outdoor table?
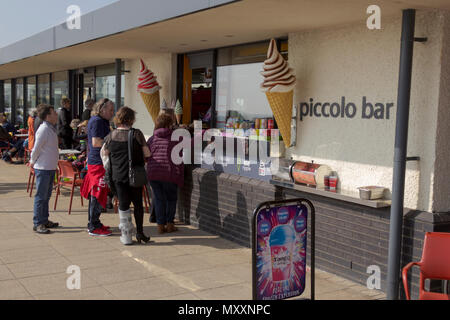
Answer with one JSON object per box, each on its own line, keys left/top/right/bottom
{"left": 14, "top": 134, "right": 29, "bottom": 138}
{"left": 59, "top": 149, "right": 81, "bottom": 155}
{"left": 58, "top": 149, "right": 81, "bottom": 159}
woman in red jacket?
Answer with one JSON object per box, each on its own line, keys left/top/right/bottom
{"left": 146, "top": 114, "right": 184, "bottom": 234}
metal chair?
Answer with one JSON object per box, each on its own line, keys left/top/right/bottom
{"left": 402, "top": 232, "right": 450, "bottom": 300}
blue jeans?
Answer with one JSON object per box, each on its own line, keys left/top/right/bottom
{"left": 33, "top": 169, "right": 56, "bottom": 227}
{"left": 149, "top": 181, "right": 178, "bottom": 225}
{"left": 87, "top": 195, "right": 103, "bottom": 232}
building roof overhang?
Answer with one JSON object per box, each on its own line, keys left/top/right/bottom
{"left": 1, "top": 0, "right": 449, "bottom": 80}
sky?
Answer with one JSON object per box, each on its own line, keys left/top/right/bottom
{"left": 0, "top": 0, "right": 119, "bottom": 48}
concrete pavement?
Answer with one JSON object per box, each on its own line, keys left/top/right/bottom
{"left": 0, "top": 160, "right": 386, "bottom": 300}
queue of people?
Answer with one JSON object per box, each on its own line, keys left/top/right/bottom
{"left": 22, "top": 97, "right": 184, "bottom": 245}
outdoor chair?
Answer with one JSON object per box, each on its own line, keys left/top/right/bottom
{"left": 24, "top": 147, "right": 31, "bottom": 163}
{"left": 26, "top": 163, "right": 35, "bottom": 197}
{"left": 27, "top": 163, "right": 59, "bottom": 197}
{"left": 53, "top": 160, "right": 84, "bottom": 215}
{"left": 402, "top": 232, "right": 450, "bottom": 300}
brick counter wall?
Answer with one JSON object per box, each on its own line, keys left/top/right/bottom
{"left": 177, "top": 166, "right": 450, "bottom": 299}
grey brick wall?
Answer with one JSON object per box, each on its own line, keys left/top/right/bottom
{"left": 177, "top": 166, "right": 450, "bottom": 299}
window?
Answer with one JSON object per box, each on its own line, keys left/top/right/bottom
{"left": 4, "top": 80, "right": 11, "bottom": 121}
{"left": 26, "top": 76, "right": 37, "bottom": 117}
{"left": 37, "top": 74, "right": 50, "bottom": 105}
{"left": 215, "top": 39, "right": 288, "bottom": 129}
{"left": 52, "top": 71, "right": 69, "bottom": 110}
{"left": 216, "top": 62, "right": 273, "bottom": 129}
{"left": 95, "top": 63, "right": 124, "bottom": 107}
{"left": 15, "top": 78, "right": 24, "bottom": 127}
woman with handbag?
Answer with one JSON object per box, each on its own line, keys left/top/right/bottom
{"left": 146, "top": 113, "right": 184, "bottom": 234}
{"left": 103, "top": 107, "right": 151, "bottom": 245}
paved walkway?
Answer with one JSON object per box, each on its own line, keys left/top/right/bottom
{"left": 0, "top": 161, "right": 385, "bottom": 300}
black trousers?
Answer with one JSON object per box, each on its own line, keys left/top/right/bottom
{"left": 114, "top": 181, "right": 144, "bottom": 233}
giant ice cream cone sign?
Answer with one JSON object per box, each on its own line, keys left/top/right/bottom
{"left": 260, "top": 39, "right": 296, "bottom": 148}
{"left": 138, "top": 59, "right": 162, "bottom": 123}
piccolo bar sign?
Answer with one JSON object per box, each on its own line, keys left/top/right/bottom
{"left": 299, "top": 96, "right": 395, "bottom": 121}
{"left": 255, "top": 204, "right": 308, "bottom": 300}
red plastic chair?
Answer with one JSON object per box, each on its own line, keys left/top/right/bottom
{"left": 26, "top": 163, "right": 35, "bottom": 197}
{"left": 24, "top": 147, "right": 31, "bottom": 162}
{"left": 54, "top": 160, "right": 84, "bottom": 215}
{"left": 402, "top": 232, "right": 450, "bottom": 300}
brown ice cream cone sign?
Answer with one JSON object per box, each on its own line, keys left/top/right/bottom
{"left": 260, "top": 39, "right": 296, "bottom": 148}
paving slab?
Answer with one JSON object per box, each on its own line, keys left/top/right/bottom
{"left": 35, "top": 286, "right": 116, "bottom": 300}
{"left": 0, "top": 161, "right": 387, "bottom": 300}
{"left": 0, "top": 280, "right": 33, "bottom": 299}
{"left": 104, "top": 277, "right": 190, "bottom": 300}
{"left": 18, "top": 272, "right": 99, "bottom": 296}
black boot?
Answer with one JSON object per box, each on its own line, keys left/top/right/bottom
{"left": 136, "top": 232, "right": 150, "bottom": 244}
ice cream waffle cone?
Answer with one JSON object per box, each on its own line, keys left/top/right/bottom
{"left": 265, "top": 90, "right": 293, "bottom": 148}
{"left": 140, "top": 91, "right": 160, "bottom": 123}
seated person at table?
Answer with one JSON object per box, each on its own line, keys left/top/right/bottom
{"left": 0, "top": 113, "right": 16, "bottom": 149}
{"left": 2, "top": 138, "right": 26, "bottom": 163}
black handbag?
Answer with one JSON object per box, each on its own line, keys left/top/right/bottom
{"left": 128, "top": 128, "right": 148, "bottom": 187}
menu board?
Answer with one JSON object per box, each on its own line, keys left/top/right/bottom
{"left": 255, "top": 204, "right": 308, "bottom": 300}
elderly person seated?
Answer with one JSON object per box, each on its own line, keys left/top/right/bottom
{"left": 0, "top": 113, "right": 15, "bottom": 148}
{"left": 1, "top": 113, "right": 26, "bottom": 163}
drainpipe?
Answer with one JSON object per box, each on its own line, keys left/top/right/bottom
{"left": 387, "top": 8, "right": 420, "bottom": 300}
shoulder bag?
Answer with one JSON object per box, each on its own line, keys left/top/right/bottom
{"left": 128, "top": 128, "right": 148, "bottom": 187}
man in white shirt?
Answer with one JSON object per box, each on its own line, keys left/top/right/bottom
{"left": 30, "top": 104, "right": 60, "bottom": 234}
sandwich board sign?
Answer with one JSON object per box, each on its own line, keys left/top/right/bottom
{"left": 252, "top": 199, "right": 315, "bottom": 300}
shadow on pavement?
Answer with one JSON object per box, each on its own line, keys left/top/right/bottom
{"left": 0, "top": 182, "right": 29, "bottom": 195}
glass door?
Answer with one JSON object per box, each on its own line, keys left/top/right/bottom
{"left": 71, "top": 68, "right": 95, "bottom": 118}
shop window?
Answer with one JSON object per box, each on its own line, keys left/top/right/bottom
{"left": 26, "top": 76, "right": 36, "bottom": 117}
{"left": 216, "top": 39, "right": 288, "bottom": 129}
{"left": 95, "top": 63, "right": 124, "bottom": 107}
{"left": 37, "top": 74, "right": 50, "bottom": 105}
{"left": 15, "top": 79, "right": 24, "bottom": 127}
{"left": 52, "top": 71, "right": 69, "bottom": 110}
{"left": 216, "top": 62, "right": 272, "bottom": 129}
{"left": 4, "top": 80, "right": 11, "bottom": 121}
{"left": 95, "top": 75, "right": 116, "bottom": 105}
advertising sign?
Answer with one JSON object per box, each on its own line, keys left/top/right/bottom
{"left": 254, "top": 204, "right": 308, "bottom": 300}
